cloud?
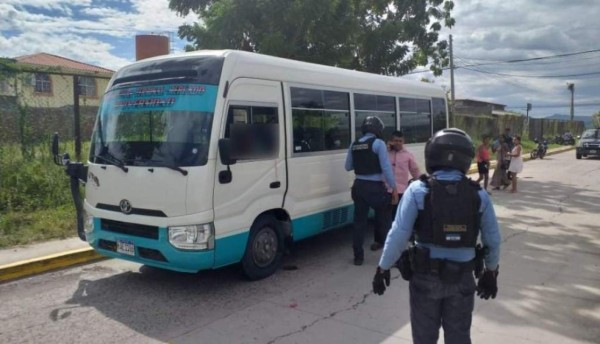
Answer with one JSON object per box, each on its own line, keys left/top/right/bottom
{"left": 0, "top": 31, "right": 130, "bottom": 69}
{"left": 0, "top": 0, "right": 197, "bottom": 70}
{"left": 431, "top": 0, "right": 600, "bottom": 116}
{"left": 80, "top": 7, "right": 123, "bottom": 17}
{"left": 3, "top": 0, "right": 92, "bottom": 12}
{"left": 1, "top": 0, "right": 598, "bottom": 117}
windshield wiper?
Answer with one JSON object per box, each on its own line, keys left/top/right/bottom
{"left": 164, "top": 165, "right": 188, "bottom": 176}
{"left": 93, "top": 153, "right": 129, "bottom": 173}
{"left": 141, "top": 159, "right": 188, "bottom": 176}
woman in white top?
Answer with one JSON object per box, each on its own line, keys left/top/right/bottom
{"left": 507, "top": 136, "right": 524, "bottom": 193}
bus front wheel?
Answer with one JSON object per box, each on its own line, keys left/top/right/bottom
{"left": 242, "top": 215, "right": 284, "bottom": 280}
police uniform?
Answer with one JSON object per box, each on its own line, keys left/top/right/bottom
{"left": 373, "top": 128, "right": 502, "bottom": 344}
{"left": 345, "top": 118, "right": 397, "bottom": 265}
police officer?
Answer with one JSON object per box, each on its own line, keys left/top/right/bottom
{"left": 372, "top": 128, "right": 501, "bottom": 344}
{"left": 345, "top": 116, "right": 399, "bottom": 266}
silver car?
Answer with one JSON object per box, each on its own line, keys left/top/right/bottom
{"left": 576, "top": 128, "right": 600, "bottom": 159}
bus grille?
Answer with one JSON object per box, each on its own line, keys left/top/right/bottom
{"left": 100, "top": 219, "right": 159, "bottom": 239}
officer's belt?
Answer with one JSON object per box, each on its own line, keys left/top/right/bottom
{"left": 413, "top": 257, "right": 475, "bottom": 275}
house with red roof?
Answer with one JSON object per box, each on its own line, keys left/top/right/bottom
{"left": 0, "top": 53, "right": 113, "bottom": 108}
{"left": 0, "top": 53, "right": 115, "bottom": 143}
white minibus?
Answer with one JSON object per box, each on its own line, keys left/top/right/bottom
{"left": 60, "top": 50, "right": 448, "bottom": 279}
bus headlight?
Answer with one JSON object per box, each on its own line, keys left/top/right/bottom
{"left": 84, "top": 211, "right": 94, "bottom": 233}
{"left": 168, "top": 223, "right": 214, "bottom": 250}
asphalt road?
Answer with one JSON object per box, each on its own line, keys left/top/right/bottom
{"left": 1, "top": 151, "right": 599, "bottom": 344}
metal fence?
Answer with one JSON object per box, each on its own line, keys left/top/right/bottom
{"left": 453, "top": 112, "right": 585, "bottom": 142}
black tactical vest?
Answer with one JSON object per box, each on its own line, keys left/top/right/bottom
{"left": 352, "top": 137, "right": 382, "bottom": 175}
{"left": 415, "top": 175, "right": 481, "bottom": 248}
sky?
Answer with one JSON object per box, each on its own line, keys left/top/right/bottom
{"left": 1, "top": 0, "right": 599, "bottom": 118}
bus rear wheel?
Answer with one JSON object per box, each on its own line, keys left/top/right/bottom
{"left": 242, "top": 215, "right": 284, "bottom": 280}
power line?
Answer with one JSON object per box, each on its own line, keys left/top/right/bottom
{"left": 455, "top": 48, "right": 600, "bottom": 68}
{"left": 453, "top": 57, "right": 535, "bottom": 91}
{"left": 407, "top": 48, "right": 600, "bottom": 75}
{"left": 459, "top": 66, "right": 600, "bottom": 79}
{"left": 457, "top": 54, "right": 600, "bottom": 69}
{"left": 507, "top": 102, "right": 600, "bottom": 109}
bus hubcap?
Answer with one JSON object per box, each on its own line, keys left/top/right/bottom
{"left": 253, "top": 227, "right": 278, "bottom": 268}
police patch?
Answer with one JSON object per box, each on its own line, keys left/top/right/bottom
{"left": 445, "top": 234, "right": 462, "bottom": 241}
{"left": 443, "top": 224, "right": 467, "bottom": 232}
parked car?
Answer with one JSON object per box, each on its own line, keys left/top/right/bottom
{"left": 576, "top": 128, "right": 600, "bottom": 159}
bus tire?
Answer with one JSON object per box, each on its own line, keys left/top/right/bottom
{"left": 242, "top": 214, "right": 284, "bottom": 280}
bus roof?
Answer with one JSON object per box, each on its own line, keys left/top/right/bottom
{"left": 119, "top": 49, "right": 445, "bottom": 98}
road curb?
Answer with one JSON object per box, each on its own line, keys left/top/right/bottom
{"left": 0, "top": 247, "right": 106, "bottom": 283}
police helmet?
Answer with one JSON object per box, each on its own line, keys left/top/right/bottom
{"left": 361, "top": 116, "right": 384, "bottom": 137}
{"left": 425, "top": 128, "right": 475, "bottom": 174}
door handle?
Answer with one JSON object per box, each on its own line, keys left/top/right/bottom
{"left": 270, "top": 181, "right": 281, "bottom": 189}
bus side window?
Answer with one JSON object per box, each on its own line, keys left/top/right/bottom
{"left": 226, "top": 105, "right": 279, "bottom": 159}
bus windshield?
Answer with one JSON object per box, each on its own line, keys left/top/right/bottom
{"left": 90, "top": 83, "right": 218, "bottom": 167}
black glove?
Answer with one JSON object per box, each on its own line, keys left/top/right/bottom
{"left": 476, "top": 269, "right": 499, "bottom": 300}
{"left": 373, "top": 267, "right": 391, "bottom": 295}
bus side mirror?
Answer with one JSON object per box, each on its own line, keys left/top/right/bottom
{"left": 218, "top": 138, "right": 237, "bottom": 166}
{"left": 51, "top": 132, "right": 69, "bottom": 166}
{"left": 51, "top": 132, "right": 71, "bottom": 166}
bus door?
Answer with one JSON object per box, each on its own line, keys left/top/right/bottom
{"left": 213, "top": 78, "right": 287, "bottom": 258}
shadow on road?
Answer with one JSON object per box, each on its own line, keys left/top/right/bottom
{"left": 56, "top": 173, "right": 600, "bottom": 343}
{"left": 475, "top": 175, "right": 600, "bottom": 342}
{"left": 59, "top": 226, "right": 409, "bottom": 342}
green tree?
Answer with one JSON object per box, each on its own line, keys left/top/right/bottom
{"left": 169, "top": 0, "right": 455, "bottom": 76}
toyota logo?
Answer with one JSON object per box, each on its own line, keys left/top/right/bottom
{"left": 119, "top": 199, "right": 132, "bottom": 214}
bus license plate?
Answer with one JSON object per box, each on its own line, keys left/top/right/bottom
{"left": 590, "top": 150, "right": 597, "bottom": 154}
{"left": 117, "top": 240, "right": 135, "bottom": 256}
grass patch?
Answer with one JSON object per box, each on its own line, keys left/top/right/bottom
{"left": 0, "top": 204, "right": 77, "bottom": 248}
{"left": 0, "top": 141, "right": 86, "bottom": 248}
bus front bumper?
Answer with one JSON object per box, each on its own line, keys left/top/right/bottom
{"left": 86, "top": 220, "right": 214, "bottom": 273}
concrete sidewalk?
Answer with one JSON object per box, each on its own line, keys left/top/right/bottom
{"left": 0, "top": 145, "right": 576, "bottom": 283}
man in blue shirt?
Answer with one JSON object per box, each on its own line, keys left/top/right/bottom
{"left": 372, "top": 128, "right": 501, "bottom": 344}
{"left": 345, "top": 116, "right": 399, "bottom": 265}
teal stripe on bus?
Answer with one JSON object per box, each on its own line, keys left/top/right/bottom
{"left": 213, "top": 205, "right": 354, "bottom": 267}
{"left": 213, "top": 231, "right": 249, "bottom": 268}
{"left": 291, "top": 204, "right": 354, "bottom": 241}
{"left": 90, "top": 204, "right": 355, "bottom": 271}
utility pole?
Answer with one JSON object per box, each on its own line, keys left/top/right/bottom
{"left": 525, "top": 103, "right": 532, "bottom": 139}
{"left": 567, "top": 82, "right": 575, "bottom": 121}
{"left": 73, "top": 75, "right": 81, "bottom": 161}
{"left": 567, "top": 82, "right": 575, "bottom": 134}
{"left": 449, "top": 34, "right": 455, "bottom": 123}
